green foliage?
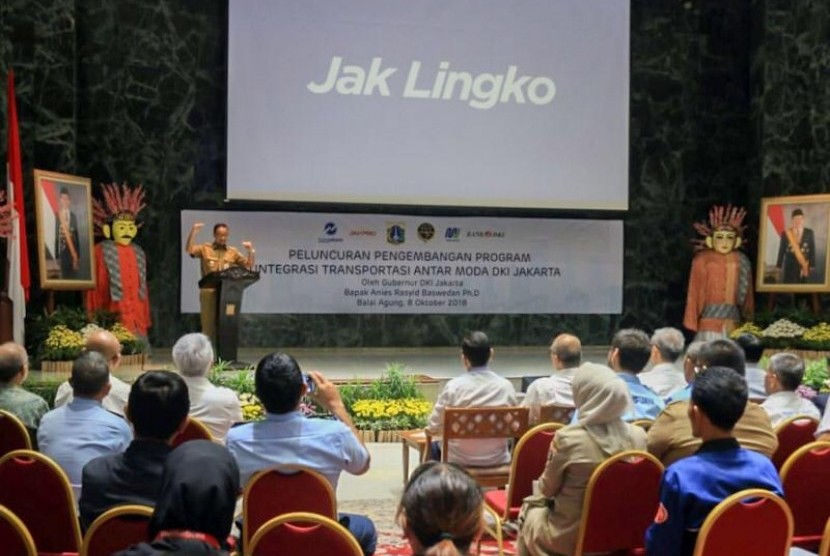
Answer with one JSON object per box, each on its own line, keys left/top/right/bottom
{"left": 803, "top": 358, "right": 829, "bottom": 392}
{"left": 337, "top": 363, "right": 424, "bottom": 414}
{"left": 23, "top": 379, "right": 65, "bottom": 408}
{"left": 209, "top": 361, "right": 256, "bottom": 395}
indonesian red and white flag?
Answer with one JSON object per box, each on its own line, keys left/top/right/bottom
{"left": 6, "top": 70, "right": 30, "bottom": 344}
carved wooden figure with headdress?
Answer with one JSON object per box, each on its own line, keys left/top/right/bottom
{"left": 684, "top": 205, "right": 754, "bottom": 340}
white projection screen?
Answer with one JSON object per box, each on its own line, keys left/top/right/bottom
{"left": 227, "top": 0, "right": 630, "bottom": 210}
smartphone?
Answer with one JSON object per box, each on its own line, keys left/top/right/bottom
{"left": 303, "top": 374, "right": 316, "bottom": 393}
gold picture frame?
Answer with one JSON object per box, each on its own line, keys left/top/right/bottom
{"left": 757, "top": 194, "right": 830, "bottom": 293}
{"left": 33, "top": 169, "right": 96, "bottom": 290}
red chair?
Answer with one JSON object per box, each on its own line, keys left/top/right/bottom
{"left": 484, "top": 423, "right": 562, "bottom": 552}
{"left": 0, "top": 450, "right": 82, "bottom": 554}
{"left": 242, "top": 466, "right": 337, "bottom": 550}
{"left": 171, "top": 416, "right": 213, "bottom": 447}
{"left": 81, "top": 504, "right": 153, "bottom": 556}
{"left": 772, "top": 415, "right": 819, "bottom": 470}
{"left": 0, "top": 504, "right": 37, "bottom": 556}
{"left": 692, "top": 489, "right": 793, "bottom": 556}
{"left": 0, "top": 409, "right": 32, "bottom": 457}
{"left": 249, "top": 512, "right": 362, "bottom": 556}
{"left": 573, "top": 450, "right": 664, "bottom": 555}
{"left": 780, "top": 440, "right": 830, "bottom": 550}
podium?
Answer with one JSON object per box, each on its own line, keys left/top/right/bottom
{"left": 198, "top": 267, "right": 260, "bottom": 362}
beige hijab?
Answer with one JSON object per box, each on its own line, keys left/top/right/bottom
{"left": 574, "top": 363, "right": 634, "bottom": 456}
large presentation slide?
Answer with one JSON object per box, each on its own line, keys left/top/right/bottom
{"left": 181, "top": 210, "right": 623, "bottom": 314}
{"left": 227, "top": 0, "right": 630, "bottom": 210}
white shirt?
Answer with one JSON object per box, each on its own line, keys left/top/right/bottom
{"left": 521, "top": 366, "right": 578, "bottom": 423}
{"left": 639, "top": 362, "right": 687, "bottom": 398}
{"left": 761, "top": 391, "right": 820, "bottom": 429}
{"left": 181, "top": 375, "right": 243, "bottom": 444}
{"left": 426, "top": 367, "right": 517, "bottom": 467}
{"left": 54, "top": 374, "right": 131, "bottom": 416}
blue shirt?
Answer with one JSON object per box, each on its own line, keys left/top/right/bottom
{"left": 645, "top": 438, "right": 783, "bottom": 556}
{"left": 38, "top": 398, "right": 133, "bottom": 498}
{"left": 226, "top": 411, "right": 370, "bottom": 489}
{"left": 666, "top": 383, "right": 693, "bottom": 404}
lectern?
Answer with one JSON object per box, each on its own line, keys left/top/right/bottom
{"left": 198, "top": 267, "right": 260, "bottom": 362}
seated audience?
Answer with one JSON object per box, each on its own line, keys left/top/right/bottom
{"left": 172, "top": 332, "right": 242, "bottom": 443}
{"left": 640, "top": 327, "right": 687, "bottom": 398}
{"left": 760, "top": 353, "right": 820, "bottom": 428}
{"left": 648, "top": 338, "right": 777, "bottom": 466}
{"left": 522, "top": 333, "right": 580, "bottom": 424}
{"left": 518, "top": 363, "right": 648, "bottom": 556}
{"left": 80, "top": 371, "right": 190, "bottom": 529}
{"left": 397, "top": 462, "right": 484, "bottom": 556}
{"left": 0, "top": 342, "right": 48, "bottom": 433}
{"left": 645, "top": 367, "right": 783, "bottom": 556}
{"left": 425, "top": 331, "right": 517, "bottom": 465}
{"left": 227, "top": 352, "right": 377, "bottom": 555}
{"left": 115, "top": 440, "right": 239, "bottom": 556}
{"left": 664, "top": 340, "right": 706, "bottom": 404}
{"left": 735, "top": 332, "right": 768, "bottom": 401}
{"left": 38, "top": 351, "right": 133, "bottom": 498}
{"left": 605, "top": 328, "right": 664, "bottom": 420}
{"left": 54, "top": 330, "right": 131, "bottom": 416}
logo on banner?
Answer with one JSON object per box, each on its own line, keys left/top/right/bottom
{"left": 349, "top": 229, "right": 377, "bottom": 237}
{"left": 417, "top": 223, "right": 435, "bottom": 242}
{"left": 387, "top": 224, "right": 406, "bottom": 245}
{"left": 466, "top": 229, "right": 505, "bottom": 239}
{"left": 445, "top": 227, "right": 461, "bottom": 241}
{"left": 319, "top": 221, "right": 344, "bottom": 243}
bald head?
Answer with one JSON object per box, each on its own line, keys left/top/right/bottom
{"left": 550, "top": 334, "right": 582, "bottom": 370}
{"left": 85, "top": 330, "right": 121, "bottom": 369}
{"left": 0, "top": 342, "right": 28, "bottom": 383}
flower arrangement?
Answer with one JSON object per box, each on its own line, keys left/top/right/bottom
{"left": 731, "top": 319, "right": 830, "bottom": 351}
{"left": 351, "top": 398, "right": 432, "bottom": 431}
{"left": 41, "top": 325, "right": 85, "bottom": 361}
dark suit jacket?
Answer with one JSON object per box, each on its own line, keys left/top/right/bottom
{"left": 55, "top": 211, "right": 80, "bottom": 276}
{"left": 776, "top": 227, "right": 816, "bottom": 283}
{"left": 79, "top": 440, "right": 171, "bottom": 530}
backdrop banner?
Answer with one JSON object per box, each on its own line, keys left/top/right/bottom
{"left": 180, "top": 210, "right": 623, "bottom": 314}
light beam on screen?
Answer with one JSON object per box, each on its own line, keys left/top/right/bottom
{"left": 227, "top": 0, "right": 630, "bottom": 210}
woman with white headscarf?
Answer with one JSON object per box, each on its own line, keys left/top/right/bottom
{"left": 518, "top": 363, "right": 647, "bottom": 556}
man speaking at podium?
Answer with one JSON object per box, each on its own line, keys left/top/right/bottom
{"left": 186, "top": 222, "right": 255, "bottom": 342}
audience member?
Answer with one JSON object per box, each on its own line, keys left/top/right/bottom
{"left": 522, "top": 333, "right": 581, "bottom": 424}
{"left": 0, "top": 342, "right": 48, "bottom": 433}
{"left": 227, "top": 352, "right": 377, "bottom": 555}
{"left": 760, "top": 353, "right": 820, "bottom": 428}
{"left": 734, "top": 332, "right": 768, "bottom": 401}
{"left": 648, "top": 339, "right": 777, "bottom": 466}
{"left": 605, "top": 328, "right": 664, "bottom": 420}
{"left": 54, "top": 330, "right": 131, "bottom": 416}
{"left": 397, "top": 462, "right": 484, "bottom": 556}
{"left": 645, "top": 367, "right": 783, "bottom": 556}
{"left": 664, "top": 340, "right": 706, "bottom": 404}
{"left": 518, "top": 363, "right": 648, "bottom": 556}
{"left": 80, "top": 371, "right": 190, "bottom": 529}
{"left": 172, "top": 333, "right": 242, "bottom": 443}
{"left": 640, "top": 327, "right": 687, "bottom": 398}
{"left": 425, "top": 331, "right": 517, "bottom": 465}
{"left": 115, "top": 440, "right": 239, "bottom": 556}
{"left": 38, "top": 351, "right": 132, "bottom": 498}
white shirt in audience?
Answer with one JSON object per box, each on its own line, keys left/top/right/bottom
{"left": 760, "top": 391, "right": 820, "bottom": 428}
{"left": 639, "top": 362, "right": 687, "bottom": 398}
{"left": 181, "top": 375, "right": 243, "bottom": 444}
{"left": 521, "top": 367, "right": 578, "bottom": 423}
{"left": 54, "top": 375, "right": 131, "bottom": 416}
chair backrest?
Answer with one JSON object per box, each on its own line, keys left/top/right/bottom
{"left": 441, "top": 406, "right": 530, "bottom": 460}
{"left": 171, "top": 416, "right": 213, "bottom": 447}
{"left": 692, "top": 489, "right": 793, "bottom": 556}
{"left": 818, "top": 515, "right": 830, "bottom": 556}
{"left": 0, "top": 409, "right": 32, "bottom": 457}
{"left": 573, "top": 450, "right": 664, "bottom": 555}
{"left": 630, "top": 418, "right": 654, "bottom": 432}
{"left": 501, "top": 423, "right": 563, "bottom": 519}
{"left": 0, "top": 450, "right": 82, "bottom": 553}
{"left": 0, "top": 504, "right": 37, "bottom": 556}
{"left": 780, "top": 441, "right": 830, "bottom": 541}
{"left": 242, "top": 466, "right": 337, "bottom": 549}
{"left": 538, "top": 404, "right": 575, "bottom": 425}
{"left": 249, "top": 511, "right": 362, "bottom": 556}
{"left": 81, "top": 504, "right": 153, "bottom": 556}
{"left": 772, "top": 416, "right": 819, "bottom": 470}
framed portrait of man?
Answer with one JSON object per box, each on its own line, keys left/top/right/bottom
{"left": 757, "top": 194, "right": 830, "bottom": 292}
{"left": 33, "top": 170, "right": 96, "bottom": 290}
